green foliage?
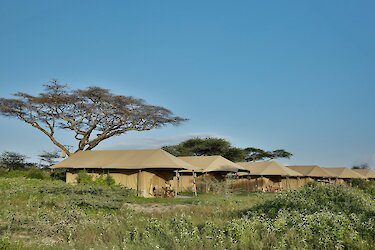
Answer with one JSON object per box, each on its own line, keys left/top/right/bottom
{"left": 1, "top": 177, "right": 375, "bottom": 249}
{"left": 0, "top": 167, "right": 51, "bottom": 180}
{"left": 50, "top": 168, "right": 66, "bottom": 181}
{"left": 249, "top": 183, "right": 375, "bottom": 218}
{"left": 0, "top": 237, "right": 10, "bottom": 250}
{"left": 351, "top": 179, "right": 375, "bottom": 197}
{"left": 76, "top": 170, "right": 117, "bottom": 187}
{"left": 0, "top": 151, "right": 27, "bottom": 170}
{"left": 76, "top": 170, "right": 94, "bottom": 184}
{"left": 38, "top": 150, "right": 61, "bottom": 167}
{"left": 163, "top": 137, "right": 293, "bottom": 162}
{"left": 244, "top": 147, "right": 293, "bottom": 161}
{"left": 163, "top": 137, "right": 246, "bottom": 162}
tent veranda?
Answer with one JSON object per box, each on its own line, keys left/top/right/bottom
{"left": 234, "top": 161, "right": 305, "bottom": 191}
{"left": 176, "top": 156, "right": 246, "bottom": 192}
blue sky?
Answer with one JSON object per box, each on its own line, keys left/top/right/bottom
{"left": 0, "top": 1, "right": 374, "bottom": 168}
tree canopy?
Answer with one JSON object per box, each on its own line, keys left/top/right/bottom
{"left": 0, "top": 80, "right": 187, "bottom": 156}
{"left": 38, "top": 150, "right": 61, "bottom": 167}
{"left": 162, "top": 137, "right": 293, "bottom": 162}
{"left": 352, "top": 163, "right": 369, "bottom": 170}
{"left": 0, "top": 151, "right": 28, "bottom": 170}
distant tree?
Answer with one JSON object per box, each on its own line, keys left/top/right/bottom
{"left": 38, "top": 150, "right": 61, "bottom": 167}
{"left": 0, "top": 151, "right": 28, "bottom": 170}
{"left": 163, "top": 137, "right": 292, "bottom": 162}
{"left": 0, "top": 80, "right": 187, "bottom": 156}
{"left": 163, "top": 137, "right": 246, "bottom": 162}
{"left": 244, "top": 148, "right": 293, "bottom": 162}
{"left": 243, "top": 147, "right": 270, "bottom": 161}
{"left": 352, "top": 163, "right": 369, "bottom": 170}
{"left": 268, "top": 149, "right": 293, "bottom": 160}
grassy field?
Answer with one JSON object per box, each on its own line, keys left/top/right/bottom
{"left": 0, "top": 170, "right": 374, "bottom": 249}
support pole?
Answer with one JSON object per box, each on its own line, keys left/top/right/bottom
{"left": 204, "top": 173, "right": 208, "bottom": 192}
{"left": 193, "top": 171, "right": 197, "bottom": 196}
{"left": 175, "top": 170, "right": 179, "bottom": 197}
{"left": 137, "top": 170, "right": 141, "bottom": 197}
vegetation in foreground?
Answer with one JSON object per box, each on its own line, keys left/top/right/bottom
{"left": 0, "top": 170, "right": 374, "bottom": 249}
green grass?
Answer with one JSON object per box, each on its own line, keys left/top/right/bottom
{"left": 0, "top": 173, "right": 374, "bottom": 249}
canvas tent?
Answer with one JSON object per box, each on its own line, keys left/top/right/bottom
{"left": 51, "top": 149, "right": 195, "bottom": 197}
{"left": 287, "top": 165, "right": 333, "bottom": 182}
{"left": 233, "top": 161, "right": 304, "bottom": 192}
{"left": 237, "top": 161, "right": 302, "bottom": 177}
{"left": 352, "top": 169, "right": 375, "bottom": 179}
{"left": 324, "top": 167, "right": 367, "bottom": 180}
{"left": 176, "top": 156, "right": 246, "bottom": 192}
{"left": 178, "top": 155, "right": 245, "bottom": 172}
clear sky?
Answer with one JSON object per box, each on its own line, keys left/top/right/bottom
{"left": 0, "top": 1, "right": 374, "bottom": 168}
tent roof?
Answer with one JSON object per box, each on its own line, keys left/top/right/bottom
{"left": 287, "top": 165, "right": 332, "bottom": 178}
{"left": 323, "top": 167, "right": 367, "bottom": 179}
{"left": 236, "top": 161, "right": 302, "bottom": 177}
{"left": 351, "top": 169, "right": 375, "bottom": 179}
{"left": 50, "top": 149, "right": 196, "bottom": 170}
{"left": 178, "top": 156, "right": 245, "bottom": 172}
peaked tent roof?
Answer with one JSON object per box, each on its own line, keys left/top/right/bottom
{"left": 178, "top": 156, "right": 246, "bottom": 172}
{"left": 237, "top": 161, "right": 302, "bottom": 177}
{"left": 323, "top": 168, "right": 367, "bottom": 179}
{"left": 50, "top": 149, "right": 195, "bottom": 170}
{"left": 351, "top": 169, "right": 375, "bottom": 179}
{"left": 287, "top": 165, "right": 332, "bottom": 178}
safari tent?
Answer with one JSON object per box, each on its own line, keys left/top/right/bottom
{"left": 352, "top": 169, "right": 375, "bottom": 179}
{"left": 176, "top": 156, "right": 246, "bottom": 192}
{"left": 287, "top": 165, "right": 334, "bottom": 183}
{"left": 51, "top": 149, "right": 195, "bottom": 197}
{"left": 233, "top": 161, "right": 304, "bottom": 192}
{"left": 323, "top": 167, "right": 367, "bottom": 181}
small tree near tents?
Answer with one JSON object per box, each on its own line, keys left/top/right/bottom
{"left": 0, "top": 80, "right": 187, "bottom": 156}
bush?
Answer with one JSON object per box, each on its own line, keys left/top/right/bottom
{"left": 249, "top": 183, "right": 375, "bottom": 219}
{"left": 350, "top": 179, "right": 375, "bottom": 197}
{"left": 76, "top": 170, "right": 93, "bottom": 184}
{"left": 0, "top": 168, "right": 50, "bottom": 180}
{"left": 0, "top": 237, "right": 10, "bottom": 250}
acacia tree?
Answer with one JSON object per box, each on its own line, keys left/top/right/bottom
{"left": 0, "top": 80, "right": 186, "bottom": 156}
{"left": 163, "top": 137, "right": 246, "bottom": 162}
{"left": 244, "top": 147, "right": 293, "bottom": 161}
{"left": 0, "top": 151, "right": 28, "bottom": 170}
{"left": 163, "top": 137, "right": 293, "bottom": 162}
{"left": 38, "top": 150, "right": 61, "bottom": 166}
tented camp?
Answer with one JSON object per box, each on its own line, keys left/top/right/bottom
{"left": 51, "top": 149, "right": 195, "bottom": 197}
{"left": 176, "top": 156, "right": 246, "bottom": 192}
{"left": 233, "top": 161, "right": 304, "bottom": 192}
{"left": 352, "top": 169, "right": 375, "bottom": 179}
{"left": 287, "top": 165, "right": 334, "bottom": 183}
{"left": 323, "top": 167, "right": 367, "bottom": 181}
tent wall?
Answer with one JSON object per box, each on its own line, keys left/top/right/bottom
{"left": 232, "top": 177, "right": 315, "bottom": 192}
{"left": 65, "top": 169, "right": 175, "bottom": 197}
{"left": 172, "top": 173, "right": 196, "bottom": 192}
{"left": 231, "top": 177, "right": 272, "bottom": 192}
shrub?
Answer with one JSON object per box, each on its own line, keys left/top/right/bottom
{"left": 94, "top": 173, "right": 116, "bottom": 187}
{"left": 350, "top": 179, "right": 375, "bottom": 197}
{"left": 76, "top": 170, "right": 94, "bottom": 184}
{"left": 249, "top": 183, "right": 375, "bottom": 219}
{"left": 0, "top": 237, "right": 10, "bottom": 250}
